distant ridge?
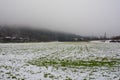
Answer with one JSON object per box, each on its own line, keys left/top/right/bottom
{"left": 0, "top": 25, "right": 83, "bottom": 42}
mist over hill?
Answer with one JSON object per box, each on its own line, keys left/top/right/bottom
{"left": 0, "top": 0, "right": 120, "bottom": 37}
{"left": 0, "top": 25, "right": 84, "bottom": 42}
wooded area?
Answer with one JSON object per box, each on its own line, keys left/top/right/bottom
{"left": 0, "top": 25, "right": 83, "bottom": 42}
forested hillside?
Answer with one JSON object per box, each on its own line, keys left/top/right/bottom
{"left": 0, "top": 25, "right": 82, "bottom": 42}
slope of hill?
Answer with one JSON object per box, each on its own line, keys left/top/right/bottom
{"left": 0, "top": 25, "right": 82, "bottom": 42}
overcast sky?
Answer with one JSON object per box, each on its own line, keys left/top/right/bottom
{"left": 0, "top": 0, "right": 120, "bottom": 37}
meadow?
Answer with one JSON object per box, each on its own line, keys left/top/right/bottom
{"left": 0, "top": 42, "right": 120, "bottom": 80}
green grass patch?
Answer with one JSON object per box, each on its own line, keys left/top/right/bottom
{"left": 28, "top": 58, "right": 119, "bottom": 67}
{"left": 44, "top": 73, "right": 55, "bottom": 79}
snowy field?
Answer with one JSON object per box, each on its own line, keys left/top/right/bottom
{"left": 0, "top": 42, "right": 120, "bottom": 80}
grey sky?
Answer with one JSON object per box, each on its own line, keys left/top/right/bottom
{"left": 0, "top": 0, "right": 120, "bottom": 37}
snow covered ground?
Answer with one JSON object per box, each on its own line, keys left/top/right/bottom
{"left": 0, "top": 42, "right": 120, "bottom": 80}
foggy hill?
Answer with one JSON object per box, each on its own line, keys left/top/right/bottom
{"left": 0, "top": 25, "right": 83, "bottom": 42}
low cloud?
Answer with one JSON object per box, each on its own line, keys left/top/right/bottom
{"left": 0, "top": 0, "right": 120, "bottom": 37}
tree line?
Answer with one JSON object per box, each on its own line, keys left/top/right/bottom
{"left": 0, "top": 25, "right": 83, "bottom": 42}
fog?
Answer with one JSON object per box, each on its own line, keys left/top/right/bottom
{"left": 0, "top": 0, "right": 120, "bottom": 37}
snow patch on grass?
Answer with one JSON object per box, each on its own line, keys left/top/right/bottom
{"left": 0, "top": 42, "right": 120, "bottom": 80}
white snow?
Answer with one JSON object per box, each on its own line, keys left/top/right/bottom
{"left": 0, "top": 42, "right": 120, "bottom": 80}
